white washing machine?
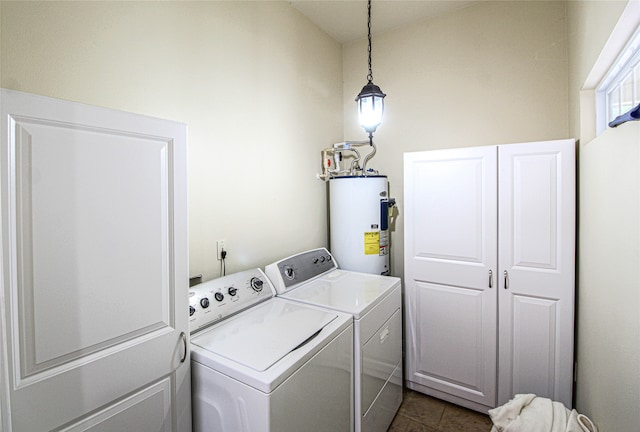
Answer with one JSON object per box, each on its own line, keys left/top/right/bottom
{"left": 265, "top": 248, "right": 403, "bottom": 432}
{"left": 189, "top": 268, "right": 354, "bottom": 432}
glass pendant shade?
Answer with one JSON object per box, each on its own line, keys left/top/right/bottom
{"left": 356, "top": 82, "right": 386, "bottom": 134}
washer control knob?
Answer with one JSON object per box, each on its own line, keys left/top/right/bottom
{"left": 200, "top": 297, "right": 210, "bottom": 308}
{"left": 320, "top": 256, "right": 326, "bottom": 263}
{"left": 228, "top": 287, "right": 238, "bottom": 296}
{"left": 327, "top": 255, "right": 332, "bottom": 261}
{"left": 312, "top": 257, "right": 319, "bottom": 264}
{"left": 189, "top": 305, "right": 196, "bottom": 316}
{"left": 250, "top": 277, "right": 264, "bottom": 292}
{"left": 284, "top": 266, "right": 295, "bottom": 280}
{"left": 214, "top": 292, "right": 224, "bottom": 302}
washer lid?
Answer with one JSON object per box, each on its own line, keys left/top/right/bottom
{"left": 190, "top": 299, "right": 337, "bottom": 372}
{"left": 281, "top": 269, "right": 401, "bottom": 319}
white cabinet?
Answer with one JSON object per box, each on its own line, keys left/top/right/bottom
{"left": 403, "top": 140, "right": 575, "bottom": 413}
{"left": 0, "top": 89, "right": 191, "bottom": 431}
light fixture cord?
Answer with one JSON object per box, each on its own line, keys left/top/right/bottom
{"left": 367, "top": 0, "right": 373, "bottom": 84}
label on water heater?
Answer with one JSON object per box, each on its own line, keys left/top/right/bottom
{"left": 364, "top": 231, "right": 379, "bottom": 255}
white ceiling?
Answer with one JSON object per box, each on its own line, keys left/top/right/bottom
{"left": 290, "top": 0, "right": 478, "bottom": 44}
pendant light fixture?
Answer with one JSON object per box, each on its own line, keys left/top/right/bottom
{"left": 355, "top": 0, "right": 386, "bottom": 143}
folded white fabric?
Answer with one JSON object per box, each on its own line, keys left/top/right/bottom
{"left": 489, "top": 394, "right": 598, "bottom": 432}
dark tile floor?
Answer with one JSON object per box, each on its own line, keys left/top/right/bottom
{"left": 388, "top": 390, "right": 494, "bottom": 432}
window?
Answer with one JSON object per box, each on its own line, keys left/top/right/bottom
{"left": 598, "top": 25, "right": 640, "bottom": 132}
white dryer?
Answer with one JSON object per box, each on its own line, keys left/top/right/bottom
{"left": 265, "top": 248, "right": 403, "bottom": 432}
{"left": 189, "top": 268, "right": 354, "bottom": 432}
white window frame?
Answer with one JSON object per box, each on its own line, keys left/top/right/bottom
{"left": 596, "top": 25, "right": 640, "bottom": 134}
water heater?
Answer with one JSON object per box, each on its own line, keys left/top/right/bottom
{"left": 329, "top": 176, "right": 394, "bottom": 275}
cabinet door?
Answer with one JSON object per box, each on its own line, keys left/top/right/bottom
{"left": 497, "top": 139, "right": 575, "bottom": 407}
{"left": 404, "top": 146, "right": 498, "bottom": 408}
{"left": 0, "top": 89, "right": 191, "bottom": 431}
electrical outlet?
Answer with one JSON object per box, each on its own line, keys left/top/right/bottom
{"left": 217, "top": 240, "right": 226, "bottom": 260}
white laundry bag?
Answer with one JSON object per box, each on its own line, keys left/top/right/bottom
{"left": 489, "top": 394, "right": 598, "bottom": 432}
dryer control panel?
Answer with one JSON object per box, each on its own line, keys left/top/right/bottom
{"left": 189, "top": 268, "right": 275, "bottom": 333}
{"left": 265, "top": 248, "right": 338, "bottom": 294}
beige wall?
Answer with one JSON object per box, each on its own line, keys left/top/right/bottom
{"left": 342, "top": 0, "right": 570, "bottom": 277}
{"left": 567, "top": 1, "right": 640, "bottom": 430}
{"left": 577, "top": 122, "right": 640, "bottom": 431}
{"left": 1, "top": 1, "right": 343, "bottom": 281}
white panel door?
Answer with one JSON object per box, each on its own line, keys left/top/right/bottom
{"left": 0, "top": 89, "right": 191, "bottom": 431}
{"left": 404, "top": 146, "right": 498, "bottom": 408}
{"left": 497, "top": 139, "right": 575, "bottom": 408}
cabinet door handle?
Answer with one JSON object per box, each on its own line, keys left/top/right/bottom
{"left": 489, "top": 270, "right": 493, "bottom": 288}
{"left": 503, "top": 270, "right": 509, "bottom": 290}
{"left": 180, "top": 331, "right": 188, "bottom": 363}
